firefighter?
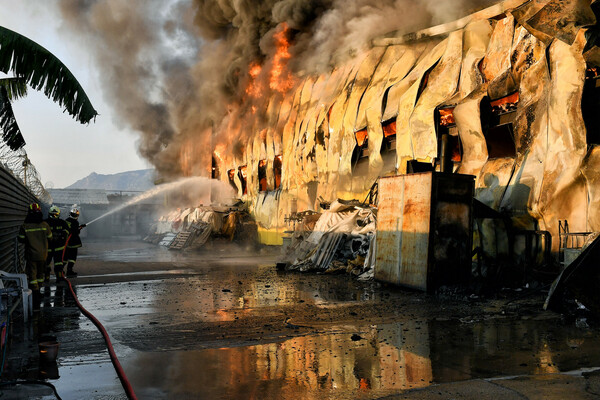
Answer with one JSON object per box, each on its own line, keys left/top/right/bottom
{"left": 18, "top": 203, "right": 52, "bottom": 308}
{"left": 65, "top": 206, "right": 86, "bottom": 278}
{"left": 45, "top": 205, "right": 69, "bottom": 282}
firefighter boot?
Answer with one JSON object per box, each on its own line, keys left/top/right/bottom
{"left": 55, "top": 268, "right": 66, "bottom": 282}
{"left": 66, "top": 263, "right": 77, "bottom": 278}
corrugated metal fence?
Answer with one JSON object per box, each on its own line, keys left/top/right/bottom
{"left": 0, "top": 163, "right": 38, "bottom": 273}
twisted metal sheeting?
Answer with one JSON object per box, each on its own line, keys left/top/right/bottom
{"left": 0, "top": 141, "right": 51, "bottom": 204}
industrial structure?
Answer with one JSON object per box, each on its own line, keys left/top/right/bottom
{"left": 199, "top": 0, "right": 600, "bottom": 285}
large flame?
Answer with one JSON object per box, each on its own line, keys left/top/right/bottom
{"left": 244, "top": 23, "right": 297, "bottom": 101}
{"left": 246, "top": 63, "right": 263, "bottom": 98}
{"left": 270, "top": 23, "right": 296, "bottom": 93}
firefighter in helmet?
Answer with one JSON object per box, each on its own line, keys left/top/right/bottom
{"left": 18, "top": 203, "right": 52, "bottom": 307}
{"left": 65, "top": 205, "right": 86, "bottom": 277}
{"left": 44, "top": 205, "right": 70, "bottom": 281}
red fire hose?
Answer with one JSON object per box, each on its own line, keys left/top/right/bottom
{"left": 64, "top": 277, "right": 138, "bottom": 400}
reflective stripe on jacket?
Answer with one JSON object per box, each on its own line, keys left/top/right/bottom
{"left": 18, "top": 222, "right": 52, "bottom": 261}
{"left": 45, "top": 217, "right": 70, "bottom": 251}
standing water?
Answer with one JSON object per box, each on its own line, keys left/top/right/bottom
{"left": 85, "top": 176, "right": 235, "bottom": 226}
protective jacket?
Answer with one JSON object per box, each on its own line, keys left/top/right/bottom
{"left": 18, "top": 213, "right": 52, "bottom": 261}
{"left": 45, "top": 216, "right": 69, "bottom": 251}
{"left": 66, "top": 217, "right": 82, "bottom": 248}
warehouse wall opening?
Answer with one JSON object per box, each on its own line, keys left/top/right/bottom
{"left": 480, "top": 94, "right": 517, "bottom": 159}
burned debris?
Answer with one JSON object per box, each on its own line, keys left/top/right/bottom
{"left": 145, "top": 204, "right": 258, "bottom": 251}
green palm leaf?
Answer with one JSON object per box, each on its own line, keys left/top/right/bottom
{"left": 0, "top": 78, "right": 27, "bottom": 150}
{"left": 0, "top": 26, "right": 98, "bottom": 125}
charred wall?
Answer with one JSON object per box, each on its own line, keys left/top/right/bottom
{"left": 213, "top": 0, "right": 599, "bottom": 252}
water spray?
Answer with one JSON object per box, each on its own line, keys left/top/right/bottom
{"left": 85, "top": 176, "right": 234, "bottom": 226}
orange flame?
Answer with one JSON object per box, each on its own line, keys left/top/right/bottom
{"left": 246, "top": 63, "right": 263, "bottom": 97}
{"left": 382, "top": 119, "right": 396, "bottom": 137}
{"left": 490, "top": 92, "right": 519, "bottom": 108}
{"left": 355, "top": 129, "right": 368, "bottom": 147}
{"left": 270, "top": 23, "right": 296, "bottom": 93}
{"left": 239, "top": 165, "right": 247, "bottom": 179}
{"left": 439, "top": 108, "right": 455, "bottom": 127}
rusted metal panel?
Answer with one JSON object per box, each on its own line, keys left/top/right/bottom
{"left": 375, "top": 172, "right": 474, "bottom": 291}
{"left": 375, "top": 175, "right": 407, "bottom": 285}
{"left": 375, "top": 173, "right": 432, "bottom": 290}
{"left": 429, "top": 173, "right": 475, "bottom": 289}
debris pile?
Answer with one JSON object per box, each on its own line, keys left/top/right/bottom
{"left": 545, "top": 234, "right": 600, "bottom": 316}
{"left": 279, "top": 200, "right": 376, "bottom": 280}
{"left": 144, "top": 204, "right": 257, "bottom": 250}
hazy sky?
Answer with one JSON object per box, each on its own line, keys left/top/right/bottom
{"left": 0, "top": 2, "right": 149, "bottom": 188}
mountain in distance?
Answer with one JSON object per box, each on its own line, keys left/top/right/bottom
{"left": 65, "top": 169, "right": 155, "bottom": 191}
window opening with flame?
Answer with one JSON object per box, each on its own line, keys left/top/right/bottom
{"left": 380, "top": 119, "right": 397, "bottom": 174}
{"left": 274, "top": 155, "right": 282, "bottom": 190}
{"left": 258, "top": 160, "right": 268, "bottom": 192}
{"left": 211, "top": 156, "right": 219, "bottom": 180}
{"left": 480, "top": 94, "right": 518, "bottom": 159}
{"left": 351, "top": 128, "right": 369, "bottom": 174}
{"left": 435, "top": 106, "right": 463, "bottom": 168}
{"left": 227, "top": 169, "right": 237, "bottom": 193}
{"left": 238, "top": 165, "right": 248, "bottom": 195}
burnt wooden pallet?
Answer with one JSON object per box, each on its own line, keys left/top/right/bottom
{"left": 169, "top": 231, "right": 193, "bottom": 250}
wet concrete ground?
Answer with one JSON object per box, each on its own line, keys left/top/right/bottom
{"left": 2, "top": 237, "right": 600, "bottom": 399}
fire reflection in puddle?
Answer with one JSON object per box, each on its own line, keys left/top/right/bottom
{"left": 126, "top": 317, "right": 600, "bottom": 399}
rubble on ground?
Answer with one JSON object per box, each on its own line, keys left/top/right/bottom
{"left": 279, "top": 200, "right": 376, "bottom": 280}
{"left": 144, "top": 204, "right": 257, "bottom": 250}
{"left": 545, "top": 234, "right": 600, "bottom": 316}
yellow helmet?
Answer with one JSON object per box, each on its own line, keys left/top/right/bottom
{"left": 49, "top": 205, "right": 60, "bottom": 218}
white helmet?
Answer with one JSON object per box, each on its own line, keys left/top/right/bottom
{"left": 49, "top": 205, "right": 60, "bottom": 218}
{"left": 70, "top": 205, "right": 80, "bottom": 219}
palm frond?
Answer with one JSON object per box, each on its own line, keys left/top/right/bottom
{"left": 0, "top": 85, "right": 25, "bottom": 150}
{"left": 0, "top": 26, "right": 98, "bottom": 124}
{"left": 0, "top": 77, "right": 27, "bottom": 101}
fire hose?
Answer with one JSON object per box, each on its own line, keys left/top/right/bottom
{"left": 60, "top": 229, "right": 137, "bottom": 399}
{"left": 64, "top": 277, "right": 138, "bottom": 400}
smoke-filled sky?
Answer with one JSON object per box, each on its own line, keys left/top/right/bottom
{"left": 0, "top": 0, "right": 498, "bottom": 186}
{"left": 0, "top": 2, "right": 150, "bottom": 188}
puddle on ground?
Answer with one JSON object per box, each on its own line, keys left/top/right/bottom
{"left": 22, "top": 256, "right": 600, "bottom": 400}
{"left": 63, "top": 268, "right": 380, "bottom": 326}
{"left": 120, "top": 317, "right": 600, "bottom": 399}
{"left": 37, "top": 274, "right": 600, "bottom": 400}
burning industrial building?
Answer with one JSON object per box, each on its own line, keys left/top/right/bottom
{"left": 56, "top": 0, "right": 600, "bottom": 293}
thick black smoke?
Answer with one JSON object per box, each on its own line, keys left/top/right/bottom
{"left": 57, "top": 0, "right": 497, "bottom": 178}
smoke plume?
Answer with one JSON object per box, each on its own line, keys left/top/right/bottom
{"left": 57, "top": 0, "right": 497, "bottom": 179}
